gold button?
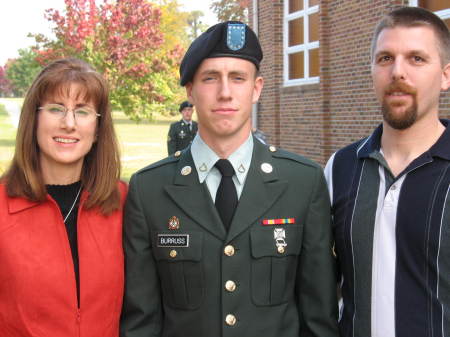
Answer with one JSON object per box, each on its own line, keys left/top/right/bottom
{"left": 225, "top": 280, "right": 237, "bottom": 292}
{"left": 277, "top": 246, "right": 285, "bottom": 254}
{"left": 224, "top": 245, "right": 235, "bottom": 256}
{"left": 225, "top": 314, "right": 237, "bottom": 326}
{"left": 174, "top": 151, "right": 181, "bottom": 157}
{"left": 169, "top": 249, "right": 177, "bottom": 258}
{"left": 269, "top": 145, "right": 277, "bottom": 152}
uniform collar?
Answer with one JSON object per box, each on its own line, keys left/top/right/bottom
{"left": 182, "top": 119, "right": 191, "bottom": 125}
{"left": 357, "top": 119, "right": 450, "bottom": 161}
{"left": 191, "top": 133, "right": 254, "bottom": 185}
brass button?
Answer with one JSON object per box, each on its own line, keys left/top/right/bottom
{"left": 169, "top": 249, "right": 177, "bottom": 258}
{"left": 224, "top": 245, "right": 235, "bottom": 256}
{"left": 277, "top": 246, "right": 285, "bottom": 254}
{"left": 225, "top": 280, "right": 237, "bottom": 292}
{"left": 174, "top": 151, "right": 181, "bottom": 157}
{"left": 225, "top": 314, "right": 237, "bottom": 326}
{"left": 269, "top": 145, "right": 277, "bottom": 152}
{"left": 223, "top": 245, "right": 235, "bottom": 256}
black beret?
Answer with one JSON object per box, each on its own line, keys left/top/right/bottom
{"left": 179, "top": 101, "right": 193, "bottom": 112}
{"left": 179, "top": 21, "right": 263, "bottom": 86}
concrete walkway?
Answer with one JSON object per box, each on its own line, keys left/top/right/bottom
{"left": 0, "top": 99, "right": 21, "bottom": 128}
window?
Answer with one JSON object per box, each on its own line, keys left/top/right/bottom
{"left": 410, "top": 0, "right": 450, "bottom": 28}
{"left": 284, "top": 0, "right": 320, "bottom": 86}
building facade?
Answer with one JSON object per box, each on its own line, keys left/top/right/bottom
{"left": 250, "top": 0, "right": 450, "bottom": 164}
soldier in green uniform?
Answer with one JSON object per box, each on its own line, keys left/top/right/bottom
{"left": 167, "top": 101, "right": 198, "bottom": 155}
{"left": 121, "top": 21, "right": 339, "bottom": 337}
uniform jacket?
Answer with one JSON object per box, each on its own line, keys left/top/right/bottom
{"left": 121, "top": 139, "right": 339, "bottom": 337}
{"left": 167, "top": 120, "right": 198, "bottom": 155}
{"left": 0, "top": 181, "right": 127, "bottom": 337}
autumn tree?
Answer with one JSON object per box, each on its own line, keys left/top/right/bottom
{"left": 32, "top": 0, "right": 186, "bottom": 120}
{"left": 210, "top": 0, "right": 249, "bottom": 23}
{"left": 5, "top": 48, "right": 42, "bottom": 97}
{"left": 0, "top": 66, "right": 12, "bottom": 97}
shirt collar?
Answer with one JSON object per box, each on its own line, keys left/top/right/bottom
{"left": 357, "top": 119, "right": 450, "bottom": 161}
{"left": 191, "top": 133, "right": 254, "bottom": 184}
{"left": 182, "top": 119, "right": 191, "bottom": 125}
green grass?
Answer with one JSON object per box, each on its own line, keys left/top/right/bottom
{"left": 114, "top": 110, "right": 174, "bottom": 180}
{"left": 0, "top": 104, "right": 16, "bottom": 174}
{"left": 0, "top": 101, "right": 176, "bottom": 181}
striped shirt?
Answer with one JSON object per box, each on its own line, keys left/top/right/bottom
{"left": 324, "top": 120, "right": 450, "bottom": 337}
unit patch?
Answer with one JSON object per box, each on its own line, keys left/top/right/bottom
{"left": 157, "top": 234, "right": 189, "bottom": 247}
{"left": 227, "top": 23, "right": 245, "bottom": 50}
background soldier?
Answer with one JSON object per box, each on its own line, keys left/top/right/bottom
{"left": 121, "top": 21, "right": 338, "bottom": 337}
{"left": 167, "top": 101, "right": 197, "bottom": 155}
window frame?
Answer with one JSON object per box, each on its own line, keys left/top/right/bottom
{"left": 283, "top": 0, "right": 320, "bottom": 87}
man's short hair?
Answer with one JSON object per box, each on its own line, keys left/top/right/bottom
{"left": 371, "top": 7, "right": 450, "bottom": 65}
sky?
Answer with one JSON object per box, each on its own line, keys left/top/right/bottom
{"left": 0, "top": 0, "right": 217, "bottom": 66}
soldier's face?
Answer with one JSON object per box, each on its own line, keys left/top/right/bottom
{"left": 186, "top": 57, "right": 263, "bottom": 145}
{"left": 371, "top": 26, "right": 450, "bottom": 130}
{"left": 181, "top": 107, "right": 193, "bottom": 122}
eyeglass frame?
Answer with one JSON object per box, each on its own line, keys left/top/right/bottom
{"left": 38, "top": 103, "right": 101, "bottom": 123}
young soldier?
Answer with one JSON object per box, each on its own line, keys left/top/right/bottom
{"left": 122, "top": 21, "right": 338, "bottom": 337}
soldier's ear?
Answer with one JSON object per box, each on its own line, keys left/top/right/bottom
{"left": 185, "top": 82, "right": 194, "bottom": 103}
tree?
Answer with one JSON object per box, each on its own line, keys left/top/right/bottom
{"left": 187, "top": 10, "right": 208, "bottom": 40}
{"left": 32, "top": 0, "right": 187, "bottom": 120}
{"left": 210, "top": 0, "right": 249, "bottom": 23}
{"left": 0, "top": 66, "right": 12, "bottom": 97}
{"left": 5, "top": 48, "right": 42, "bottom": 97}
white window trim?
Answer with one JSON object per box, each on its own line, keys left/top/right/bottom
{"left": 283, "top": 0, "right": 320, "bottom": 87}
{"left": 409, "top": 1, "right": 450, "bottom": 19}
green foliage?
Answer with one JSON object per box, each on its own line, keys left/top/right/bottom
{"left": 5, "top": 48, "right": 42, "bottom": 97}
{"left": 210, "top": 0, "right": 249, "bottom": 23}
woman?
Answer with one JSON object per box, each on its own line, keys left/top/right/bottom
{"left": 0, "top": 58, "right": 126, "bottom": 337}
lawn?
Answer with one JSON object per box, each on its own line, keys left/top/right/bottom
{"left": 0, "top": 101, "right": 175, "bottom": 181}
{"left": 0, "top": 104, "right": 17, "bottom": 174}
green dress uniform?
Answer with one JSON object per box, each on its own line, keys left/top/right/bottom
{"left": 121, "top": 138, "right": 339, "bottom": 337}
{"left": 167, "top": 120, "right": 198, "bottom": 155}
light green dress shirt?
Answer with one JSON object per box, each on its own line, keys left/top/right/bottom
{"left": 190, "top": 133, "right": 253, "bottom": 201}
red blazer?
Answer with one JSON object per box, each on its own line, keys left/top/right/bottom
{"left": 0, "top": 182, "right": 127, "bottom": 337}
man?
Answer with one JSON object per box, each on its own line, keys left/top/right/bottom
{"left": 167, "top": 101, "right": 198, "bottom": 155}
{"left": 325, "top": 7, "right": 450, "bottom": 337}
{"left": 121, "top": 21, "right": 338, "bottom": 337}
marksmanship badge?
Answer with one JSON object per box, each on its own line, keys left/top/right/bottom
{"left": 274, "top": 228, "right": 287, "bottom": 254}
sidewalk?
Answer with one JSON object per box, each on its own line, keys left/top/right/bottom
{"left": 0, "top": 99, "right": 21, "bottom": 128}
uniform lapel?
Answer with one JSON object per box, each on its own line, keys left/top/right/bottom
{"left": 226, "top": 139, "right": 288, "bottom": 242}
{"left": 164, "top": 149, "right": 227, "bottom": 240}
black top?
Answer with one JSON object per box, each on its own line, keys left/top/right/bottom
{"left": 46, "top": 181, "right": 81, "bottom": 307}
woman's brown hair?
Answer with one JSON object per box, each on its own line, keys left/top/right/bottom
{"left": 1, "top": 58, "right": 121, "bottom": 214}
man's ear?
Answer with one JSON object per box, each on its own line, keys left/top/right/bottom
{"left": 441, "top": 62, "right": 450, "bottom": 91}
{"left": 252, "top": 76, "right": 264, "bottom": 104}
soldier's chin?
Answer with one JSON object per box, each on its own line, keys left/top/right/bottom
{"left": 382, "top": 103, "right": 418, "bottom": 130}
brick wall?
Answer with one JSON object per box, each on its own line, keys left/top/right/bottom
{"left": 251, "top": 0, "right": 450, "bottom": 166}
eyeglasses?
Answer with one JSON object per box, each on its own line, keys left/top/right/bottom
{"left": 38, "top": 103, "right": 100, "bottom": 123}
